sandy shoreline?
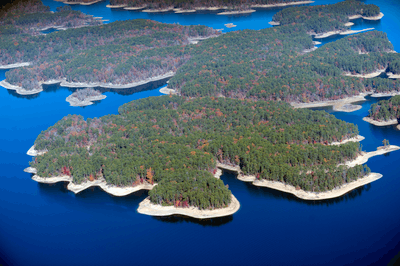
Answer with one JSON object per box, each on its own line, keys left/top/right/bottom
{"left": 370, "top": 91, "right": 400, "bottom": 97}
{"left": 291, "top": 93, "right": 368, "bottom": 112}
{"left": 124, "top": 6, "right": 147, "bottom": 11}
{"left": 349, "top": 12, "right": 384, "bottom": 20}
{"left": 216, "top": 143, "right": 399, "bottom": 200}
{"left": 343, "top": 145, "right": 400, "bottom": 167}
{"left": 218, "top": 163, "right": 384, "bottom": 200}
{"left": 0, "top": 62, "right": 30, "bottom": 69}
{"left": 344, "top": 69, "right": 385, "bottom": 78}
{"left": 330, "top": 135, "right": 365, "bottom": 146}
{"left": 106, "top": 4, "right": 127, "bottom": 8}
{"left": 251, "top": 1, "right": 314, "bottom": 9}
{"left": 268, "top": 21, "right": 280, "bottom": 26}
{"left": 363, "top": 117, "right": 398, "bottom": 126}
{"left": 137, "top": 194, "right": 240, "bottom": 219}
{"left": 0, "top": 80, "right": 43, "bottom": 95}
{"left": 159, "top": 86, "right": 178, "bottom": 95}
{"left": 3, "top": 72, "right": 175, "bottom": 96}
{"left": 107, "top": 1, "right": 313, "bottom": 14}
{"left": 387, "top": 72, "right": 400, "bottom": 79}
{"left": 252, "top": 173, "right": 382, "bottom": 200}
{"left": 62, "top": 0, "right": 103, "bottom": 6}
{"left": 339, "top": 27, "right": 374, "bottom": 35}
{"left": 66, "top": 94, "right": 107, "bottom": 107}
{"left": 217, "top": 9, "right": 255, "bottom": 15}
{"left": 27, "top": 145, "right": 47, "bottom": 156}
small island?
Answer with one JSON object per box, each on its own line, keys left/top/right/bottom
{"left": 363, "top": 95, "right": 400, "bottom": 127}
{"left": 66, "top": 88, "right": 106, "bottom": 107}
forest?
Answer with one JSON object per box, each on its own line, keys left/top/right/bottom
{"left": 106, "top": 0, "right": 306, "bottom": 11}
{"left": 0, "top": 0, "right": 101, "bottom": 36}
{"left": 4, "top": 0, "right": 399, "bottom": 106}
{"left": 271, "top": 0, "right": 380, "bottom": 34}
{"left": 168, "top": 27, "right": 400, "bottom": 103}
{"left": 3, "top": 18, "right": 218, "bottom": 90}
{"left": 30, "top": 96, "right": 370, "bottom": 208}
{"left": 367, "top": 95, "right": 400, "bottom": 122}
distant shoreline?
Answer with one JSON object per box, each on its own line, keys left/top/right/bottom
{"left": 137, "top": 194, "right": 240, "bottom": 219}
{"left": 1, "top": 72, "right": 175, "bottom": 96}
{"left": 58, "top": 0, "right": 104, "bottom": 6}
{"left": 106, "top": 1, "right": 314, "bottom": 14}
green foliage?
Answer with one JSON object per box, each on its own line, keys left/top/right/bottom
{"left": 367, "top": 95, "right": 400, "bottom": 122}
{"left": 149, "top": 170, "right": 231, "bottom": 209}
{"left": 272, "top": 0, "right": 380, "bottom": 33}
{"left": 31, "top": 96, "right": 366, "bottom": 204}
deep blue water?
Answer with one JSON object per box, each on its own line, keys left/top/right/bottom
{"left": 1, "top": 1, "right": 400, "bottom": 265}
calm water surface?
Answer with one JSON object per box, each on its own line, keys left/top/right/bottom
{"left": 1, "top": 1, "right": 400, "bottom": 265}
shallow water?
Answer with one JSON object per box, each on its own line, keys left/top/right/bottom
{"left": 2, "top": 1, "right": 400, "bottom": 265}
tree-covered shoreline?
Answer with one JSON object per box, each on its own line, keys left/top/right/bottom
{"left": 367, "top": 95, "right": 400, "bottom": 122}
{"left": 272, "top": 0, "right": 381, "bottom": 34}
{"left": 105, "top": 0, "right": 308, "bottom": 11}
{"left": 30, "top": 96, "right": 370, "bottom": 208}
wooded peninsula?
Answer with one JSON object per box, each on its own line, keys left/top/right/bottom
{"left": 8, "top": 0, "right": 399, "bottom": 216}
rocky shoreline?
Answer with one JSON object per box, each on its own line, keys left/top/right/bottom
{"left": 216, "top": 143, "right": 399, "bottom": 200}
{"left": 137, "top": 194, "right": 240, "bottom": 219}
{"left": 291, "top": 93, "right": 368, "bottom": 112}
{"left": 66, "top": 90, "right": 107, "bottom": 107}
{"left": 106, "top": 1, "right": 314, "bottom": 14}
{"left": 2, "top": 72, "right": 175, "bottom": 96}
{"left": 363, "top": 117, "right": 398, "bottom": 127}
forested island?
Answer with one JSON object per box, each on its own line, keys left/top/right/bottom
{"left": 14, "top": 0, "right": 400, "bottom": 216}
{"left": 104, "top": 0, "right": 313, "bottom": 14}
{"left": 66, "top": 88, "right": 106, "bottom": 106}
{"left": 0, "top": 0, "right": 102, "bottom": 37}
{"left": 28, "top": 95, "right": 378, "bottom": 210}
{"left": 167, "top": 28, "right": 400, "bottom": 104}
{"left": 1, "top": 8, "right": 218, "bottom": 94}
{"left": 271, "top": 0, "right": 382, "bottom": 36}
{"left": 363, "top": 95, "right": 400, "bottom": 127}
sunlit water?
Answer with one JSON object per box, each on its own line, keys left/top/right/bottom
{"left": 1, "top": 1, "right": 400, "bottom": 265}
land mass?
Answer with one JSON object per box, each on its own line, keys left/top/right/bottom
{"left": 106, "top": 0, "right": 314, "bottom": 14}
{"left": 218, "top": 145, "right": 399, "bottom": 200}
{"left": 364, "top": 95, "right": 400, "bottom": 127}
{"left": 137, "top": 194, "right": 240, "bottom": 219}
{"left": 66, "top": 88, "right": 107, "bottom": 107}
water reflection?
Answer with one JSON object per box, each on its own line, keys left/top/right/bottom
{"left": 4, "top": 77, "right": 170, "bottom": 101}
{"left": 220, "top": 170, "right": 372, "bottom": 206}
{"left": 152, "top": 214, "right": 233, "bottom": 227}
{"left": 6, "top": 89, "right": 41, "bottom": 100}
{"left": 245, "top": 182, "right": 371, "bottom": 206}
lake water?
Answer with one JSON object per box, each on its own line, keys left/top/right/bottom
{"left": 1, "top": 0, "right": 400, "bottom": 265}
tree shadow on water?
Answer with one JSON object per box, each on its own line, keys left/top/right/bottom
{"left": 37, "top": 181, "right": 149, "bottom": 208}
{"left": 245, "top": 183, "right": 372, "bottom": 206}
{"left": 220, "top": 170, "right": 372, "bottom": 207}
{"left": 152, "top": 215, "right": 233, "bottom": 227}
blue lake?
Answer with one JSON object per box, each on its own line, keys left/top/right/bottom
{"left": 1, "top": 0, "right": 400, "bottom": 265}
